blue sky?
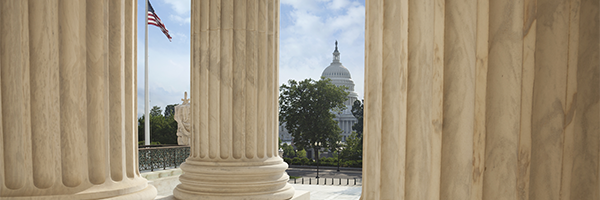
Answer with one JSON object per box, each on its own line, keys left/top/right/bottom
{"left": 137, "top": 0, "right": 365, "bottom": 117}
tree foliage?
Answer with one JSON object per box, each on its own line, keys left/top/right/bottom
{"left": 351, "top": 99, "right": 364, "bottom": 153}
{"left": 150, "top": 106, "right": 162, "bottom": 117}
{"left": 138, "top": 105, "right": 178, "bottom": 145}
{"left": 281, "top": 143, "right": 296, "bottom": 158}
{"left": 296, "top": 149, "right": 307, "bottom": 158}
{"left": 341, "top": 132, "right": 362, "bottom": 161}
{"left": 279, "top": 78, "right": 348, "bottom": 163}
{"left": 164, "top": 104, "right": 178, "bottom": 118}
{"left": 351, "top": 100, "right": 363, "bottom": 137}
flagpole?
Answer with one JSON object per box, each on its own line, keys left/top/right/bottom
{"left": 144, "top": 0, "right": 150, "bottom": 145}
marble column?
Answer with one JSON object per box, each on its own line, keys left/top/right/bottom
{"left": 363, "top": 0, "right": 599, "bottom": 199}
{"left": 0, "top": 1, "right": 156, "bottom": 199}
{"left": 174, "top": 0, "right": 294, "bottom": 199}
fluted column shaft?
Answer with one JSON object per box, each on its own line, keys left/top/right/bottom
{"left": 175, "top": 0, "right": 293, "bottom": 199}
{"left": 0, "top": 1, "right": 156, "bottom": 199}
{"left": 363, "top": 0, "right": 599, "bottom": 199}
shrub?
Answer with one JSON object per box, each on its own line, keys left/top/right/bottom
{"left": 344, "top": 160, "right": 356, "bottom": 167}
{"left": 300, "top": 157, "right": 310, "bottom": 165}
{"left": 339, "top": 160, "right": 363, "bottom": 168}
{"left": 297, "top": 149, "right": 307, "bottom": 158}
{"left": 292, "top": 157, "right": 301, "bottom": 165}
{"left": 282, "top": 143, "right": 296, "bottom": 158}
{"left": 319, "top": 157, "right": 335, "bottom": 166}
{"left": 283, "top": 158, "right": 292, "bottom": 165}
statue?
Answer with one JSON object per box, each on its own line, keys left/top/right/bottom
{"left": 175, "top": 92, "right": 191, "bottom": 145}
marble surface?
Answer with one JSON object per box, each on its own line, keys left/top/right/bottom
{"left": 157, "top": 190, "right": 310, "bottom": 200}
{"left": 143, "top": 169, "right": 183, "bottom": 197}
{"left": 1, "top": 1, "right": 596, "bottom": 200}
{"left": 363, "top": 0, "right": 598, "bottom": 199}
{"left": 291, "top": 185, "right": 360, "bottom": 200}
{"left": 174, "top": 92, "right": 191, "bottom": 145}
{"left": 147, "top": 170, "right": 311, "bottom": 200}
{"left": 175, "top": 1, "right": 294, "bottom": 199}
{"left": 0, "top": 1, "right": 155, "bottom": 199}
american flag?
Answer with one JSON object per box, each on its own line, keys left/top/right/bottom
{"left": 148, "top": 0, "right": 172, "bottom": 41}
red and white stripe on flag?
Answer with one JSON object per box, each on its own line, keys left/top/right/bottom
{"left": 148, "top": 0, "right": 172, "bottom": 41}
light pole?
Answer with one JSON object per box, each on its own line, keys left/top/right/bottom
{"left": 337, "top": 153, "right": 341, "bottom": 172}
{"left": 315, "top": 142, "right": 321, "bottom": 179}
{"left": 337, "top": 142, "right": 342, "bottom": 172}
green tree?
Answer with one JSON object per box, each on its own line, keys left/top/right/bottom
{"left": 351, "top": 99, "right": 364, "bottom": 151}
{"left": 279, "top": 138, "right": 283, "bottom": 149}
{"left": 281, "top": 143, "right": 296, "bottom": 158}
{"left": 351, "top": 100, "right": 363, "bottom": 136}
{"left": 137, "top": 116, "right": 146, "bottom": 143}
{"left": 296, "top": 149, "right": 307, "bottom": 158}
{"left": 279, "top": 77, "right": 348, "bottom": 166}
{"left": 150, "top": 106, "right": 162, "bottom": 117}
{"left": 164, "top": 104, "right": 178, "bottom": 118}
{"left": 139, "top": 105, "right": 178, "bottom": 145}
{"left": 341, "top": 132, "right": 362, "bottom": 161}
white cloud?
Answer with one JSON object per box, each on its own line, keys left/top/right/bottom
{"left": 163, "top": 0, "right": 191, "bottom": 24}
{"left": 162, "top": 0, "right": 191, "bottom": 15}
{"left": 328, "top": 0, "right": 351, "bottom": 10}
{"left": 138, "top": 0, "right": 366, "bottom": 117}
{"left": 281, "top": 0, "right": 323, "bottom": 12}
{"left": 171, "top": 14, "right": 191, "bottom": 25}
{"left": 136, "top": 33, "right": 190, "bottom": 117}
{"left": 172, "top": 32, "right": 188, "bottom": 43}
{"left": 280, "top": 0, "right": 365, "bottom": 99}
{"left": 136, "top": 44, "right": 191, "bottom": 116}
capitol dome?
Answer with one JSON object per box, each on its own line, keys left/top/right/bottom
{"left": 321, "top": 60, "right": 352, "bottom": 79}
{"left": 321, "top": 41, "right": 358, "bottom": 99}
{"left": 320, "top": 41, "right": 359, "bottom": 142}
{"left": 280, "top": 41, "right": 360, "bottom": 143}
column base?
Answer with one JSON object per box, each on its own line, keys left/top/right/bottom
{"left": 174, "top": 157, "right": 295, "bottom": 200}
{"left": 99, "top": 184, "right": 157, "bottom": 200}
{"left": 0, "top": 177, "right": 157, "bottom": 200}
{"left": 290, "top": 190, "right": 310, "bottom": 200}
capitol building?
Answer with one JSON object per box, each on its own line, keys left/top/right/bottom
{"left": 279, "top": 42, "right": 359, "bottom": 143}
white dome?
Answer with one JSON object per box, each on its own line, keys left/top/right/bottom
{"left": 322, "top": 62, "right": 352, "bottom": 79}
{"left": 323, "top": 41, "right": 358, "bottom": 139}
{"left": 321, "top": 42, "right": 358, "bottom": 99}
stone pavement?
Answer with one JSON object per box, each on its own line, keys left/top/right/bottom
{"left": 151, "top": 167, "right": 363, "bottom": 199}
{"left": 292, "top": 185, "right": 362, "bottom": 200}
{"left": 156, "top": 185, "right": 362, "bottom": 200}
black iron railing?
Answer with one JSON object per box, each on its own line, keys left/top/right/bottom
{"left": 138, "top": 145, "right": 190, "bottom": 172}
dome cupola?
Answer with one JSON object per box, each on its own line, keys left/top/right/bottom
{"left": 321, "top": 41, "right": 353, "bottom": 80}
{"left": 321, "top": 41, "right": 358, "bottom": 99}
